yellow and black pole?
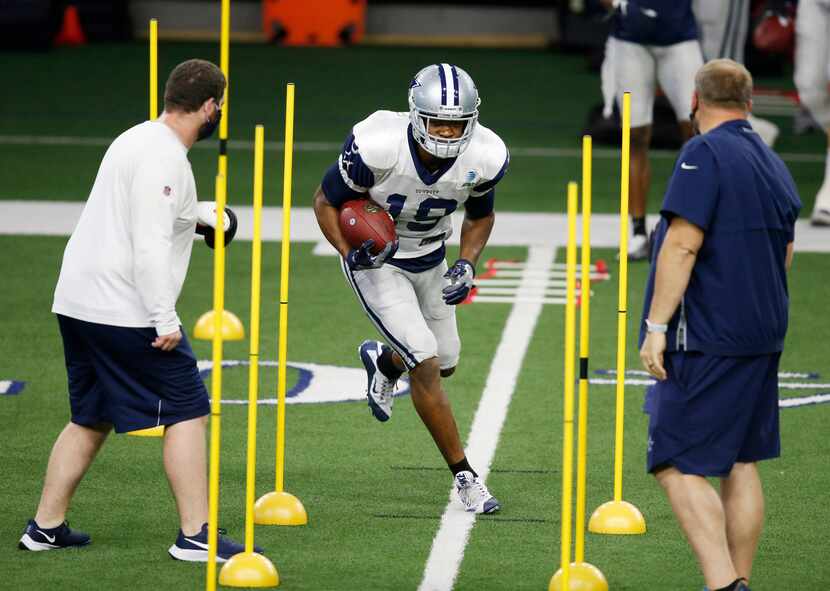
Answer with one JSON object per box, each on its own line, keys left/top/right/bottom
{"left": 218, "top": 0, "right": 230, "bottom": 183}
{"left": 550, "top": 182, "right": 579, "bottom": 591}
{"left": 218, "top": 127, "right": 279, "bottom": 588}
{"left": 128, "top": 17, "right": 165, "bottom": 438}
{"left": 255, "top": 84, "right": 308, "bottom": 527}
{"left": 558, "top": 137, "right": 609, "bottom": 590}
{"left": 588, "top": 91, "right": 647, "bottom": 535}
{"left": 206, "top": 175, "right": 227, "bottom": 591}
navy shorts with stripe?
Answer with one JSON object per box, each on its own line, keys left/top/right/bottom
{"left": 57, "top": 314, "right": 210, "bottom": 433}
{"left": 644, "top": 350, "right": 781, "bottom": 477}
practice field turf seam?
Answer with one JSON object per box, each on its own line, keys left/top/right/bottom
{"left": 418, "top": 245, "right": 555, "bottom": 591}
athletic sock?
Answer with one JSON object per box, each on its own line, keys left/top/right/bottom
{"left": 632, "top": 216, "right": 647, "bottom": 236}
{"left": 449, "top": 457, "right": 478, "bottom": 478}
{"left": 377, "top": 346, "right": 404, "bottom": 381}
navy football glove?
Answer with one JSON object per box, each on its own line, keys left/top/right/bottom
{"left": 442, "top": 258, "right": 475, "bottom": 305}
{"left": 195, "top": 201, "right": 238, "bottom": 249}
{"left": 346, "top": 239, "right": 398, "bottom": 271}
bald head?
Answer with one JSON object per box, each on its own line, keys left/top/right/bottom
{"left": 695, "top": 59, "right": 753, "bottom": 112}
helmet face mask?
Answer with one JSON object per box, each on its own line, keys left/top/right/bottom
{"left": 408, "top": 64, "right": 480, "bottom": 159}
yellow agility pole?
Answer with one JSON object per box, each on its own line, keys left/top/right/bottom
{"left": 206, "top": 175, "right": 227, "bottom": 591}
{"left": 193, "top": 0, "right": 244, "bottom": 345}
{"left": 219, "top": 127, "right": 279, "bottom": 587}
{"left": 589, "top": 92, "right": 646, "bottom": 535}
{"left": 149, "top": 19, "right": 157, "bottom": 120}
{"left": 564, "top": 137, "right": 609, "bottom": 590}
{"left": 549, "top": 182, "right": 578, "bottom": 591}
{"left": 218, "top": 0, "right": 230, "bottom": 181}
{"left": 128, "top": 17, "right": 165, "bottom": 438}
{"left": 255, "top": 84, "right": 307, "bottom": 526}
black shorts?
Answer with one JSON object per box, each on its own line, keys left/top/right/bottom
{"left": 57, "top": 314, "right": 209, "bottom": 433}
{"left": 644, "top": 350, "right": 781, "bottom": 477}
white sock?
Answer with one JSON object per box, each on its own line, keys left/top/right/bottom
{"left": 818, "top": 150, "right": 830, "bottom": 209}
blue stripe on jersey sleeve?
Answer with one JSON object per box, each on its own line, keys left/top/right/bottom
{"left": 464, "top": 189, "right": 495, "bottom": 219}
{"left": 321, "top": 162, "right": 364, "bottom": 207}
{"left": 472, "top": 152, "right": 509, "bottom": 194}
{"left": 341, "top": 133, "right": 375, "bottom": 189}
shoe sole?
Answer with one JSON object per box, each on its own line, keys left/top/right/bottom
{"left": 358, "top": 342, "right": 391, "bottom": 422}
{"left": 168, "top": 544, "right": 229, "bottom": 563}
{"left": 18, "top": 533, "right": 89, "bottom": 551}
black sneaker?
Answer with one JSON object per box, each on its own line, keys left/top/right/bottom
{"left": 168, "top": 523, "right": 262, "bottom": 563}
{"left": 18, "top": 519, "right": 90, "bottom": 551}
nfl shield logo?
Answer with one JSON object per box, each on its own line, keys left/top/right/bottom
{"left": 163, "top": 186, "right": 172, "bottom": 196}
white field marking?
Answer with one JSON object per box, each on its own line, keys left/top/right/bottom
{"left": 475, "top": 279, "right": 567, "bottom": 287}
{"left": 418, "top": 245, "right": 555, "bottom": 591}
{"left": 589, "top": 377, "right": 830, "bottom": 390}
{"left": 492, "top": 261, "right": 604, "bottom": 272}
{"left": 779, "top": 393, "right": 830, "bottom": 408}
{"left": 471, "top": 295, "right": 567, "bottom": 305}
{"left": 196, "top": 359, "right": 410, "bottom": 404}
{"left": 0, "top": 134, "right": 824, "bottom": 163}
{"left": 598, "top": 369, "right": 821, "bottom": 380}
{"left": 480, "top": 269, "right": 608, "bottom": 280}
{"left": 3, "top": 202, "right": 829, "bottom": 253}
{"left": 474, "top": 287, "right": 589, "bottom": 297}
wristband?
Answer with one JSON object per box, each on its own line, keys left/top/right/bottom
{"left": 645, "top": 319, "right": 668, "bottom": 333}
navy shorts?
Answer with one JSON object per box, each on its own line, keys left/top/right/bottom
{"left": 644, "top": 350, "right": 781, "bottom": 477}
{"left": 57, "top": 314, "right": 210, "bottom": 433}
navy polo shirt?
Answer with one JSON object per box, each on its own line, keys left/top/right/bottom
{"left": 640, "top": 119, "right": 802, "bottom": 356}
{"left": 611, "top": 0, "right": 698, "bottom": 46}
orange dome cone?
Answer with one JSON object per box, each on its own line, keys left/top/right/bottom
{"left": 54, "top": 5, "right": 87, "bottom": 46}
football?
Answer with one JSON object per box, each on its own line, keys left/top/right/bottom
{"left": 339, "top": 199, "right": 397, "bottom": 254}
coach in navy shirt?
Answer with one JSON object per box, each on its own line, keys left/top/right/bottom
{"left": 639, "top": 60, "right": 801, "bottom": 591}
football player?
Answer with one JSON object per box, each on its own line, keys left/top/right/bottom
{"left": 603, "top": 0, "right": 704, "bottom": 260}
{"left": 692, "top": 0, "right": 781, "bottom": 147}
{"left": 794, "top": 0, "right": 830, "bottom": 226}
{"left": 312, "top": 64, "right": 508, "bottom": 514}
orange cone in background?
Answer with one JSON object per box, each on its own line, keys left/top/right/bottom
{"left": 54, "top": 5, "right": 87, "bottom": 46}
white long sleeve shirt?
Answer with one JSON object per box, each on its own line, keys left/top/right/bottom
{"left": 53, "top": 121, "right": 198, "bottom": 336}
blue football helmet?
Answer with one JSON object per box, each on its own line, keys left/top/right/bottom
{"left": 408, "top": 63, "right": 480, "bottom": 159}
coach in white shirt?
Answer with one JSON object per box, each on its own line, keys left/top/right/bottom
{"left": 19, "top": 59, "right": 258, "bottom": 562}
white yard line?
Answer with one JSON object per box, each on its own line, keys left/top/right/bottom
{"left": 2, "top": 201, "right": 828, "bottom": 253}
{"left": 417, "top": 244, "right": 556, "bottom": 591}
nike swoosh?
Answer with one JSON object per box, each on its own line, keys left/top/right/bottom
{"left": 184, "top": 538, "right": 211, "bottom": 550}
{"left": 37, "top": 530, "right": 56, "bottom": 543}
{"left": 680, "top": 162, "right": 698, "bottom": 170}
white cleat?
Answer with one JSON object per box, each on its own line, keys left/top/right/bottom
{"left": 358, "top": 340, "right": 396, "bottom": 422}
{"left": 627, "top": 233, "right": 650, "bottom": 261}
{"left": 811, "top": 206, "right": 830, "bottom": 227}
{"left": 454, "top": 471, "right": 501, "bottom": 514}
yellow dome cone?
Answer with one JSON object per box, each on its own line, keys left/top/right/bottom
{"left": 549, "top": 562, "right": 609, "bottom": 591}
{"left": 194, "top": 310, "right": 245, "bottom": 341}
{"left": 588, "top": 500, "right": 646, "bottom": 534}
{"left": 219, "top": 551, "right": 279, "bottom": 588}
{"left": 254, "top": 491, "right": 307, "bottom": 526}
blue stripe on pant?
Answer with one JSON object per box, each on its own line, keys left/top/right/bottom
{"left": 340, "top": 257, "right": 420, "bottom": 370}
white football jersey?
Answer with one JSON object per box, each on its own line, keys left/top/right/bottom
{"left": 336, "top": 111, "right": 508, "bottom": 259}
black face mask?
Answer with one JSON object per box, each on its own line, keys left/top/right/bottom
{"left": 196, "top": 107, "right": 222, "bottom": 142}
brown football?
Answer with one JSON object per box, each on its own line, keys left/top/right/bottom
{"left": 339, "top": 199, "right": 397, "bottom": 254}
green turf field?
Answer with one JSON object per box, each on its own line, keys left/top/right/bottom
{"left": 2, "top": 42, "right": 829, "bottom": 590}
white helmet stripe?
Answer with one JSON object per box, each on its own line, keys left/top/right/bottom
{"left": 440, "top": 63, "right": 455, "bottom": 107}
